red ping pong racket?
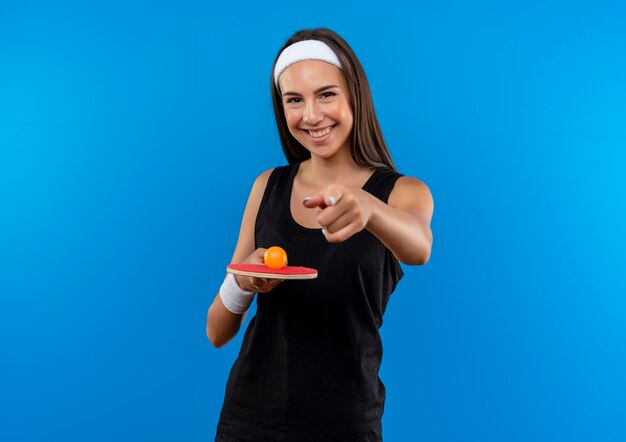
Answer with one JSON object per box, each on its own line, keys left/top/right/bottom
{"left": 227, "top": 264, "right": 318, "bottom": 280}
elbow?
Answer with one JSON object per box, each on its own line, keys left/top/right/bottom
{"left": 410, "top": 228, "right": 432, "bottom": 265}
{"left": 206, "top": 304, "right": 231, "bottom": 348}
{"left": 206, "top": 325, "right": 229, "bottom": 348}
{"left": 397, "top": 222, "right": 432, "bottom": 265}
{"left": 398, "top": 242, "right": 432, "bottom": 266}
{"left": 206, "top": 326, "right": 228, "bottom": 348}
{"left": 206, "top": 327, "right": 217, "bottom": 347}
{"left": 417, "top": 244, "right": 432, "bottom": 265}
{"left": 400, "top": 251, "right": 430, "bottom": 266}
{"left": 417, "top": 250, "right": 431, "bottom": 265}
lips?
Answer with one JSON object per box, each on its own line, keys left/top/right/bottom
{"left": 302, "top": 125, "right": 335, "bottom": 140}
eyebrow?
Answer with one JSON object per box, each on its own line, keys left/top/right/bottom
{"left": 281, "top": 85, "right": 339, "bottom": 97}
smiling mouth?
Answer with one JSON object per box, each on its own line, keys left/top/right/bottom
{"left": 304, "top": 126, "right": 335, "bottom": 138}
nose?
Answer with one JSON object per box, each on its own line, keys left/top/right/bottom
{"left": 303, "top": 101, "right": 323, "bottom": 125}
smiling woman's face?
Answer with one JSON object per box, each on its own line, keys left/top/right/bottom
{"left": 278, "top": 60, "right": 353, "bottom": 160}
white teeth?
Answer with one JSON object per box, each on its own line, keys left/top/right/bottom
{"left": 308, "top": 126, "right": 333, "bottom": 138}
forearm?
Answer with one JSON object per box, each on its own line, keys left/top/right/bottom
{"left": 206, "top": 295, "right": 248, "bottom": 348}
{"left": 365, "top": 192, "right": 432, "bottom": 265}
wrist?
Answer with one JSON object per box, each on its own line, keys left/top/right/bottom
{"left": 360, "top": 189, "right": 378, "bottom": 230}
{"left": 219, "top": 273, "right": 255, "bottom": 314}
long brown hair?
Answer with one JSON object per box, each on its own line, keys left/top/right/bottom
{"left": 271, "top": 28, "right": 396, "bottom": 170}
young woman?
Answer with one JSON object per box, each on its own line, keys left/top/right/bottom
{"left": 207, "top": 28, "right": 434, "bottom": 442}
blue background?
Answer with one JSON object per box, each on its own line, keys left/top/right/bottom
{"left": 1, "top": 1, "right": 625, "bottom": 441}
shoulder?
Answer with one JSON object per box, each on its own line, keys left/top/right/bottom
{"left": 252, "top": 168, "right": 276, "bottom": 190}
{"left": 247, "top": 168, "right": 277, "bottom": 201}
{"left": 388, "top": 175, "right": 434, "bottom": 218}
{"left": 249, "top": 164, "right": 295, "bottom": 198}
{"left": 251, "top": 163, "right": 296, "bottom": 192}
{"left": 391, "top": 176, "right": 432, "bottom": 199}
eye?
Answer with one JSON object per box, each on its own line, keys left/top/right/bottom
{"left": 320, "top": 92, "right": 335, "bottom": 99}
{"left": 286, "top": 97, "right": 302, "bottom": 104}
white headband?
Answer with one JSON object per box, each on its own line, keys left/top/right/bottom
{"left": 273, "top": 40, "right": 343, "bottom": 87}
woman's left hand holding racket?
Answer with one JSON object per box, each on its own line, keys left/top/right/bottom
{"left": 233, "top": 248, "right": 284, "bottom": 293}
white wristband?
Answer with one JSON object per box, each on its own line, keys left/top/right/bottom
{"left": 219, "top": 273, "right": 255, "bottom": 314}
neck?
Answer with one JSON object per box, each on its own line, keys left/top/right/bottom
{"left": 301, "top": 147, "right": 366, "bottom": 187}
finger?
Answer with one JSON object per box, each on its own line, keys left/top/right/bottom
{"left": 302, "top": 195, "right": 326, "bottom": 209}
{"left": 324, "top": 210, "right": 357, "bottom": 234}
{"left": 268, "top": 279, "right": 284, "bottom": 290}
{"left": 316, "top": 203, "right": 350, "bottom": 228}
{"left": 250, "top": 279, "right": 266, "bottom": 292}
{"left": 322, "top": 222, "right": 360, "bottom": 243}
{"left": 251, "top": 249, "right": 267, "bottom": 265}
{"left": 323, "top": 187, "right": 343, "bottom": 207}
{"left": 242, "top": 248, "right": 267, "bottom": 266}
{"left": 256, "top": 278, "right": 283, "bottom": 293}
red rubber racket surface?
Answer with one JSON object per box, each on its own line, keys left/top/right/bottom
{"left": 226, "top": 264, "right": 318, "bottom": 280}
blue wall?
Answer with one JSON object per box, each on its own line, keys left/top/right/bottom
{"left": 1, "top": 1, "right": 625, "bottom": 441}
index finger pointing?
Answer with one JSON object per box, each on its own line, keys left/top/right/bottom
{"left": 302, "top": 195, "right": 327, "bottom": 209}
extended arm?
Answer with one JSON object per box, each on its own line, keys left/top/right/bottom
{"left": 303, "top": 176, "right": 434, "bottom": 265}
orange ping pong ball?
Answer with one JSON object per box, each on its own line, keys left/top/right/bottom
{"left": 264, "top": 246, "right": 288, "bottom": 270}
